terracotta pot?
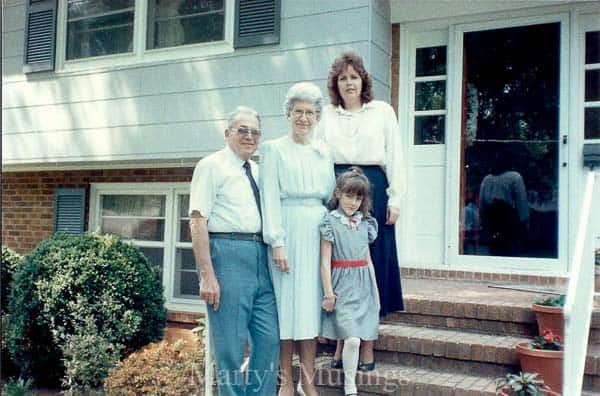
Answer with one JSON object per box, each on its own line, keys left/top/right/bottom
{"left": 532, "top": 304, "right": 564, "bottom": 339}
{"left": 516, "top": 342, "right": 563, "bottom": 394}
{"left": 498, "top": 387, "right": 561, "bottom": 396}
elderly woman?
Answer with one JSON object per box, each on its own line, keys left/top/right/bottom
{"left": 316, "top": 51, "right": 405, "bottom": 371}
{"left": 260, "top": 82, "right": 335, "bottom": 396}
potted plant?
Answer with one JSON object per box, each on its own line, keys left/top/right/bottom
{"left": 532, "top": 295, "right": 564, "bottom": 339}
{"left": 516, "top": 329, "right": 563, "bottom": 394}
{"left": 495, "top": 372, "right": 560, "bottom": 395}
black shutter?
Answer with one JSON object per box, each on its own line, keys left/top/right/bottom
{"left": 54, "top": 188, "right": 86, "bottom": 236}
{"left": 23, "top": 0, "right": 57, "bottom": 73}
{"left": 234, "top": 0, "right": 281, "bottom": 48}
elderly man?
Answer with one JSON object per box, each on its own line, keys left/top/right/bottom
{"left": 189, "top": 106, "right": 279, "bottom": 395}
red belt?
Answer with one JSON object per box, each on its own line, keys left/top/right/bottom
{"left": 331, "top": 260, "right": 368, "bottom": 268}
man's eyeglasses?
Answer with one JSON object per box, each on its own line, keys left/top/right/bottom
{"left": 292, "top": 109, "right": 316, "bottom": 120}
{"left": 231, "top": 127, "right": 262, "bottom": 138}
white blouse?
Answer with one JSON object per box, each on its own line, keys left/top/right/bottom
{"left": 316, "top": 100, "right": 406, "bottom": 208}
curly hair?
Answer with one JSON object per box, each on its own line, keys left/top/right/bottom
{"left": 327, "top": 51, "right": 373, "bottom": 107}
{"left": 283, "top": 82, "right": 323, "bottom": 120}
{"left": 327, "top": 166, "right": 372, "bottom": 217}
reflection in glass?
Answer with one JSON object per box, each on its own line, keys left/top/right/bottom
{"left": 175, "top": 248, "right": 199, "bottom": 298}
{"left": 101, "top": 218, "right": 165, "bottom": 241}
{"left": 147, "top": 0, "right": 225, "bottom": 49}
{"left": 66, "top": 0, "right": 134, "bottom": 60}
{"left": 586, "top": 69, "right": 600, "bottom": 102}
{"left": 179, "top": 195, "right": 190, "bottom": 218}
{"left": 102, "top": 195, "right": 165, "bottom": 217}
{"left": 459, "top": 23, "right": 559, "bottom": 258}
{"left": 585, "top": 108, "right": 600, "bottom": 139}
{"left": 415, "top": 116, "right": 445, "bottom": 144}
{"left": 416, "top": 46, "right": 446, "bottom": 77}
{"left": 415, "top": 81, "right": 446, "bottom": 111}
{"left": 586, "top": 31, "right": 600, "bottom": 64}
{"left": 139, "top": 247, "right": 164, "bottom": 281}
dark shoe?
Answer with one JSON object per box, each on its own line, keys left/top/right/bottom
{"left": 357, "top": 361, "right": 375, "bottom": 371}
{"left": 330, "top": 359, "right": 343, "bottom": 369}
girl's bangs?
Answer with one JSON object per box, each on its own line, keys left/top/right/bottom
{"left": 340, "top": 177, "right": 369, "bottom": 197}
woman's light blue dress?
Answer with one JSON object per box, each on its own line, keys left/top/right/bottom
{"left": 259, "top": 135, "right": 335, "bottom": 340}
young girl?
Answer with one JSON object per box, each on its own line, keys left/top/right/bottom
{"left": 319, "top": 167, "right": 380, "bottom": 396}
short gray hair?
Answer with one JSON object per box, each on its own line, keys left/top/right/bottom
{"left": 227, "top": 105, "right": 260, "bottom": 129}
{"left": 283, "top": 82, "right": 323, "bottom": 120}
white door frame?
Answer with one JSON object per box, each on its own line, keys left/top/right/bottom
{"left": 444, "top": 13, "right": 571, "bottom": 275}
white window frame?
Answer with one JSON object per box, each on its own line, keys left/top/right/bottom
{"left": 89, "top": 182, "right": 203, "bottom": 313}
{"left": 55, "top": 0, "right": 235, "bottom": 74}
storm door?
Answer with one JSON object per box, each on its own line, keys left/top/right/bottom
{"left": 451, "top": 20, "right": 568, "bottom": 271}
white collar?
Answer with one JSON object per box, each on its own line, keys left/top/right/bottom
{"left": 224, "top": 145, "right": 249, "bottom": 168}
{"left": 334, "top": 101, "right": 376, "bottom": 116}
{"left": 331, "top": 209, "right": 363, "bottom": 229}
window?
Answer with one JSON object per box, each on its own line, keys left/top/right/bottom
{"left": 66, "top": 0, "right": 134, "bottom": 60}
{"left": 584, "top": 30, "right": 600, "bottom": 140}
{"left": 413, "top": 46, "right": 447, "bottom": 144}
{"left": 146, "top": 0, "right": 225, "bottom": 50}
{"left": 90, "top": 183, "right": 200, "bottom": 311}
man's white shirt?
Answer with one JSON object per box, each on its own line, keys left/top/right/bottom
{"left": 189, "top": 145, "right": 262, "bottom": 233}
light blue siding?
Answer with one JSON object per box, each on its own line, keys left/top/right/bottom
{"left": 2, "top": 0, "right": 392, "bottom": 166}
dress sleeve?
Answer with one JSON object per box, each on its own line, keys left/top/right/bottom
{"left": 189, "top": 159, "right": 217, "bottom": 218}
{"left": 382, "top": 102, "right": 406, "bottom": 208}
{"left": 259, "top": 142, "right": 285, "bottom": 247}
{"left": 366, "top": 216, "right": 378, "bottom": 244}
{"left": 319, "top": 214, "right": 335, "bottom": 242}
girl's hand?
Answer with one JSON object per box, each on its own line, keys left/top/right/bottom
{"left": 272, "top": 246, "right": 289, "bottom": 272}
{"left": 386, "top": 205, "right": 400, "bottom": 225}
{"left": 322, "top": 295, "right": 336, "bottom": 312}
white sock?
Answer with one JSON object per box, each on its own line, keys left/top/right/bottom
{"left": 342, "top": 337, "right": 361, "bottom": 395}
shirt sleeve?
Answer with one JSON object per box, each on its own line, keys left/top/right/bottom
{"left": 366, "top": 216, "right": 378, "bottom": 244}
{"left": 259, "top": 142, "right": 285, "bottom": 247}
{"left": 319, "top": 214, "right": 335, "bottom": 242}
{"left": 382, "top": 102, "right": 406, "bottom": 208}
{"left": 189, "top": 158, "right": 217, "bottom": 218}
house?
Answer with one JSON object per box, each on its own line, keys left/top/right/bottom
{"left": 3, "top": 0, "right": 600, "bottom": 392}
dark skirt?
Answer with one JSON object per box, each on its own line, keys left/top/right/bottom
{"left": 334, "top": 164, "right": 404, "bottom": 316}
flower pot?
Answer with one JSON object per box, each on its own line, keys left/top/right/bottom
{"left": 516, "top": 342, "right": 563, "bottom": 394}
{"left": 532, "top": 304, "right": 564, "bottom": 339}
{"left": 498, "top": 387, "right": 561, "bottom": 396}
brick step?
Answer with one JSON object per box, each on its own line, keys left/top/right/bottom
{"left": 297, "top": 357, "right": 498, "bottom": 395}
{"left": 375, "top": 323, "right": 600, "bottom": 380}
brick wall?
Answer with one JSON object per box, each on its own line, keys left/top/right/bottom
{"left": 2, "top": 167, "right": 194, "bottom": 254}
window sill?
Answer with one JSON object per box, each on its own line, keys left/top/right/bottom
{"left": 56, "top": 40, "right": 234, "bottom": 76}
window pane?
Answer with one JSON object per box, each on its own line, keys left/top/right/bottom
{"left": 179, "top": 194, "right": 190, "bottom": 218}
{"left": 147, "top": 0, "right": 225, "bottom": 49}
{"left": 139, "top": 247, "right": 164, "bottom": 281}
{"left": 102, "top": 218, "right": 165, "bottom": 241}
{"left": 416, "top": 46, "right": 446, "bottom": 77}
{"left": 585, "top": 69, "right": 600, "bottom": 102}
{"left": 415, "top": 81, "right": 446, "bottom": 111}
{"left": 102, "top": 195, "right": 165, "bottom": 217}
{"left": 460, "top": 23, "right": 559, "bottom": 259}
{"left": 66, "top": 0, "right": 133, "bottom": 60}
{"left": 414, "top": 115, "right": 445, "bottom": 144}
{"left": 585, "top": 107, "right": 600, "bottom": 139}
{"left": 586, "top": 31, "right": 600, "bottom": 64}
{"left": 68, "top": 0, "right": 133, "bottom": 19}
{"left": 174, "top": 248, "right": 199, "bottom": 299}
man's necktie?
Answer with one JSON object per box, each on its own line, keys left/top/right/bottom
{"left": 243, "top": 161, "right": 262, "bottom": 218}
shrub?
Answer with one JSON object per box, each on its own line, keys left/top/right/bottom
{"left": 104, "top": 318, "right": 206, "bottom": 396}
{"left": 1, "top": 377, "right": 33, "bottom": 396}
{"left": 7, "top": 233, "right": 166, "bottom": 386}
{"left": 1, "top": 247, "right": 22, "bottom": 379}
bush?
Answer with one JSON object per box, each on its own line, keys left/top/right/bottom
{"left": 105, "top": 318, "right": 206, "bottom": 396}
{"left": 1, "top": 377, "right": 33, "bottom": 396}
{"left": 2, "top": 247, "right": 22, "bottom": 379}
{"left": 7, "top": 233, "right": 166, "bottom": 386}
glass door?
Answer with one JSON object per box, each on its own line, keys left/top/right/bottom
{"left": 451, "top": 19, "right": 568, "bottom": 271}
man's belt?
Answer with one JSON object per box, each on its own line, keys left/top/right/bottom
{"left": 209, "top": 232, "right": 263, "bottom": 243}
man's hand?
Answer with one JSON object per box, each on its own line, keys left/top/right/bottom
{"left": 386, "top": 205, "right": 400, "bottom": 225}
{"left": 272, "top": 246, "right": 289, "bottom": 272}
{"left": 322, "top": 295, "right": 336, "bottom": 312}
{"left": 200, "top": 271, "right": 221, "bottom": 311}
